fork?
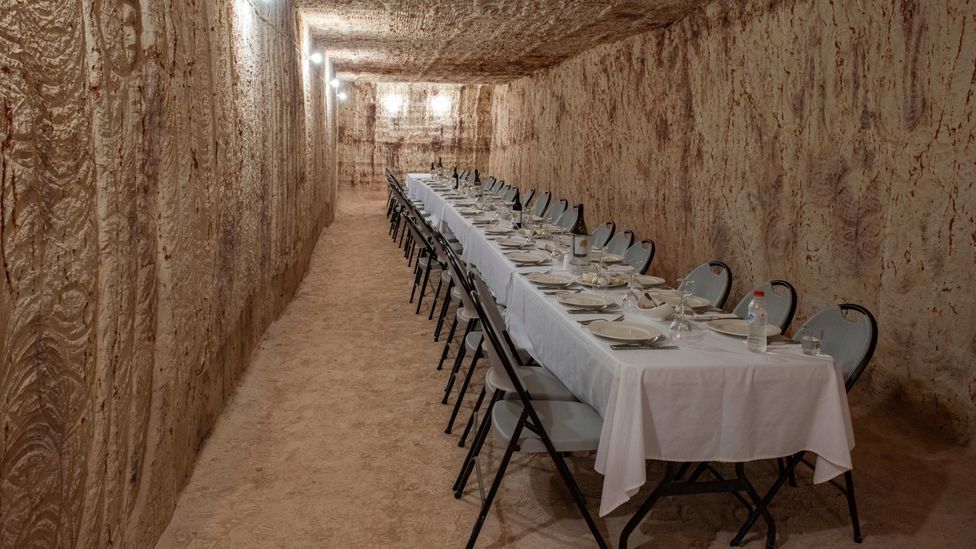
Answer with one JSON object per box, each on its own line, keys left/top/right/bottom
{"left": 578, "top": 315, "right": 625, "bottom": 325}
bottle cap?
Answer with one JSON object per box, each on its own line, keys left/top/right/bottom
{"left": 754, "top": 290, "right": 765, "bottom": 297}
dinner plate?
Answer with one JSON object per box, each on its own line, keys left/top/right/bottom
{"left": 707, "top": 318, "right": 782, "bottom": 338}
{"left": 578, "top": 274, "right": 628, "bottom": 288}
{"left": 589, "top": 252, "right": 624, "bottom": 264}
{"left": 647, "top": 291, "right": 713, "bottom": 309}
{"left": 457, "top": 208, "right": 482, "bottom": 216}
{"left": 471, "top": 218, "right": 494, "bottom": 225}
{"left": 557, "top": 292, "right": 614, "bottom": 309}
{"left": 524, "top": 272, "right": 576, "bottom": 286}
{"left": 588, "top": 321, "right": 662, "bottom": 342}
{"left": 484, "top": 226, "right": 512, "bottom": 235}
{"left": 505, "top": 251, "right": 549, "bottom": 264}
{"left": 497, "top": 237, "right": 532, "bottom": 248}
{"left": 634, "top": 274, "right": 666, "bottom": 287}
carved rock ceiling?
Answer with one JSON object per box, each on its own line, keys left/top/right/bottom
{"left": 298, "top": 0, "right": 713, "bottom": 83}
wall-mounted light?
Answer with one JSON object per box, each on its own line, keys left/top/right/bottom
{"left": 234, "top": 0, "right": 253, "bottom": 31}
{"left": 429, "top": 94, "right": 451, "bottom": 117}
{"left": 337, "top": 91, "right": 348, "bottom": 101}
{"left": 310, "top": 52, "right": 323, "bottom": 65}
{"left": 330, "top": 78, "right": 342, "bottom": 88}
{"left": 381, "top": 93, "right": 404, "bottom": 115}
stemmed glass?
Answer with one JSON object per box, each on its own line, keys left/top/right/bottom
{"left": 669, "top": 280, "right": 703, "bottom": 346}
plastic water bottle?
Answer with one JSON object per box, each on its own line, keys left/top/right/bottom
{"left": 746, "top": 290, "right": 767, "bottom": 353}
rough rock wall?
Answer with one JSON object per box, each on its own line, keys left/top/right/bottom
{"left": 490, "top": 0, "right": 976, "bottom": 442}
{"left": 338, "top": 82, "right": 492, "bottom": 189}
{"left": 0, "top": 0, "right": 336, "bottom": 547}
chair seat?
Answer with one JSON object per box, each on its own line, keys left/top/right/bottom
{"left": 466, "top": 331, "right": 532, "bottom": 363}
{"left": 456, "top": 306, "right": 478, "bottom": 323}
{"left": 450, "top": 242, "right": 463, "bottom": 253}
{"left": 418, "top": 256, "right": 443, "bottom": 269}
{"left": 440, "top": 270, "right": 453, "bottom": 283}
{"left": 486, "top": 366, "right": 575, "bottom": 402}
{"left": 492, "top": 400, "right": 601, "bottom": 453}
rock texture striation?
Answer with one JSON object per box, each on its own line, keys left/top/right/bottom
{"left": 338, "top": 82, "right": 492, "bottom": 189}
{"left": 490, "top": 0, "right": 976, "bottom": 441}
{"left": 300, "top": 0, "right": 713, "bottom": 82}
{"left": 0, "top": 1, "right": 337, "bottom": 547}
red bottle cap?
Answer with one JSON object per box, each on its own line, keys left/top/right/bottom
{"left": 754, "top": 290, "right": 765, "bottom": 297}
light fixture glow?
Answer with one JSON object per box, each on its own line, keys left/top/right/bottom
{"left": 429, "top": 94, "right": 451, "bottom": 117}
{"left": 337, "top": 91, "right": 349, "bottom": 101}
{"left": 330, "top": 78, "right": 341, "bottom": 88}
{"left": 381, "top": 93, "right": 404, "bottom": 115}
{"left": 310, "top": 52, "right": 323, "bottom": 65}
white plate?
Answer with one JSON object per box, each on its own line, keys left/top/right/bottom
{"left": 497, "top": 237, "right": 532, "bottom": 248}
{"left": 505, "top": 251, "right": 549, "bottom": 264}
{"left": 457, "top": 208, "right": 482, "bottom": 215}
{"left": 589, "top": 252, "right": 624, "bottom": 264}
{"left": 634, "top": 275, "right": 666, "bottom": 287}
{"left": 648, "top": 291, "right": 713, "bottom": 309}
{"left": 588, "top": 321, "right": 662, "bottom": 342}
{"left": 577, "top": 274, "right": 629, "bottom": 288}
{"left": 484, "top": 226, "right": 512, "bottom": 234}
{"left": 557, "top": 292, "right": 614, "bottom": 309}
{"left": 524, "top": 273, "right": 576, "bottom": 286}
{"left": 707, "top": 319, "right": 782, "bottom": 338}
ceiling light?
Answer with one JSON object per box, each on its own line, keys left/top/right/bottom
{"left": 430, "top": 94, "right": 451, "bottom": 117}
{"left": 381, "top": 93, "right": 404, "bottom": 115}
{"left": 330, "top": 78, "right": 341, "bottom": 88}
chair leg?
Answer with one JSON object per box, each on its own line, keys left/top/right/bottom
{"left": 416, "top": 262, "right": 434, "bottom": 314}
{"left": 455, "top": 389, "right": 502, "bottom": 495}
{"left": 845, "top": 471, "right": 863, "bottom": 543}
{"left": 442, "top": 321, "right": 475, "bottom": 402}
{"left": 409, "top": 256, "right": 424, "bottom": 304}
{"left": 446, "top": 349, "right": 481, "bottom": 433}
{"left": 429, "top": 275, "right": 445, "bottom": 320}
{"left": 434, "top": 281, "right": 454, "bottom": 341}
{"left": 464, "top": 408, "right": 527, "bottom": 549}
{"left": 437, "top": 316, "right": 459, "bottom": 371}
{"left": 459, "top": 385, "right": 486, "bottom": 447}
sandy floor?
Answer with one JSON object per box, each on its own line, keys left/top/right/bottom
{"left": 157, "top": 191, "right": 976, "bottom": 549}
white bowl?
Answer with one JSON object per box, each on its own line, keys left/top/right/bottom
{"left": 638, "top": 303, "right": 675, "bottom": 321}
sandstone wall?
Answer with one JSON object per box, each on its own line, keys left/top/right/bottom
{"left": 490, "top": 0, "right": 976, "bottom": 442}
{"left": 0, "top": 1, "right": 336, "bottom": 547}
{"left": 338, "top": 81, "right": 492, "bottom": 189}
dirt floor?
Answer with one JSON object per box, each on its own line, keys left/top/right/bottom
{"left": 156, "top": 191, "right": 976, "bottom": 548}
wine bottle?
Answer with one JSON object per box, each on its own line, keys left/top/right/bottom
{"left": 438, "top": 157, "right": 443, "bottom": 169}
{"left": 570, "top": 204, "right": 590, "bottom": 259}
{"left": 430, "top": 162, "right": 435, "bottom": 172}
{"left": 512, "top": 190, "right": 523, "bottom": 229}
{"left": 474, "top": 169, "right": 480, "bottom": 184}
{"left": 452, "top": 166, "right": 459, "bottom": 189}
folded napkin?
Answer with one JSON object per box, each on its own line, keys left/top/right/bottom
{"left": 692, "top": 313, "right": 740, "bottom": 321}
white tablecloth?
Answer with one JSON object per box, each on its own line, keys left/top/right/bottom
{"left": 406, "top": 174, "right": 855, "bottom": 517}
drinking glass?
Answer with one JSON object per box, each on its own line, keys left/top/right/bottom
{"left": 800, "top": 327, "right": 823, "bottom": 356}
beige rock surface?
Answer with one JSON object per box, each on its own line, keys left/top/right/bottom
{"left": 300, "top": 0, "right": 713, "bottom": 83}
{"left": 489, "top": 0, "right": 976, "bottom": 443}
{"left": 0, "top": 0, "right": 337, "bottom": 546}
{"left": 338, "top": 81, "right": 493, "bottom": 190}
{"left": 156, "top": 191, "right": 976, "bottom": 549}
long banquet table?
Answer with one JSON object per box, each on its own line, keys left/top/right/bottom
{"left": 407, "top": 173, "right": 855, "bottom": 518}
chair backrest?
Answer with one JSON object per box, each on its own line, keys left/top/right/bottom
{"left": 531, "top": 192, "right": 552, "bottom": 216}
{"left": 481, "top": 175, "right": 495, "bottom": 190}
{"left": 503, "top": 186, "right": 519, "bottom": 201}
{"left": 792, "top": 304, "right": 877, "bottom": 391}
{"left": 523, "top": 188, "right": 536, "bottom": 207}
{"left": 555, "top": 204, "right": 580, "bottom": 229}
{"left": 466, "top": 170, "right": 477, "bottom": 183}
{"left": 546, "top": 198, "right": 568, "bottom": 223}
{"left": 681, "top": 261, "right": 733, "bottom": 308}
{"left": 622, "top": 239, "right": 655, "bottom": 274}
{"left": 494, "top": 182, "right": 508, "bottom": 195}
{"left": 604, "top": 230, "right": 634, "bottom": 255}
{"left": 732, "top": 280, "right": 798, "bottom": 332}
{"left": 591, "top": 221, "right": 616, "bottom": 248}
{"left": 469, "top": 273, "right": 524, "bottom": 394}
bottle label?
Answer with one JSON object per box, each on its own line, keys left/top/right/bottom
{"left": 573, "top": 235, "right": 590, "bottom": 257}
